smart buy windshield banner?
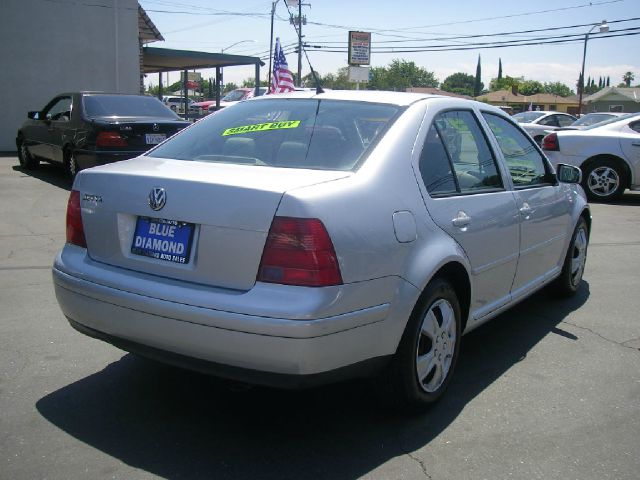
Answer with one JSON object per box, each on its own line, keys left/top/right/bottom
{"left": 222, "top": 120, "right": 301, "bottom": 136}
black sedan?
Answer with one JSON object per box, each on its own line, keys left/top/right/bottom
{"left": 16, "top": 92, "right": 190, "bottom": 178}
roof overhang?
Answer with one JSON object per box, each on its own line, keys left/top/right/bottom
{"left": 143, "top": 47, "right": 264, "bottom": 74}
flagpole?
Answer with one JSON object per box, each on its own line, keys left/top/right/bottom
{"left": 268, "top": 0, "right": 279, "bottom": 88}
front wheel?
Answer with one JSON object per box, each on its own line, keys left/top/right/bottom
{"left": 582, "top": 159, "right": 627, "bottom": 201}
{"left": 375, "top": 278, "right": 462, "bottom": 409}
{"left": 552, "top": 217, "right": 589, "bottom": 297}
{"left": 17, "top": 140, "right": 39, "bottom": 170}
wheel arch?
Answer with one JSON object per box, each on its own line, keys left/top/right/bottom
{"left": 413, "top": 261, "right": 471, "bottom": 334}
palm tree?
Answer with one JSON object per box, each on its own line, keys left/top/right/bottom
{"left": 622, "top": 71, "right": 635, "bottom": 87}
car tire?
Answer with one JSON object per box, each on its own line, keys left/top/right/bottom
{"left": 374, "top": 278, "right": 462, "bottom": 409}
{"left": 581, "top": 158, "right": 628, "bottom": 201}
{"left": 64, "top": 149, "right": 81, "bottom": 180}
{"left": 17, "top": 139, "right": 39, "bottom": 170}
{"left": 552, "top": 217, "right": 589, "bottom": 297}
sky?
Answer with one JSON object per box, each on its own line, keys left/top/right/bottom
{"left": 139, "top": 0, "right": 640, "bottom": 93}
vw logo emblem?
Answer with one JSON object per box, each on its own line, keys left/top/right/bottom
{"left": 152, "top": 123, "right": 160, "bottom": 132}
{"left": 148, "top": 187, "right": 166, "bottom": 211}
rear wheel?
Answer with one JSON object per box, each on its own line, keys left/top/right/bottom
{"left": 552, "top": 217, "right": 589, "bottom": 297}
{"left": 375, "top": 278, "right": 462, "bottom": 409}
{"left": 581, "top": 158, "right": 627, "bottom": 201}
{"left": 17, "top": 139, "right": 39, "bottom": 170}
{"left": 64, "top": 149, "right": 81, "bottom": 180}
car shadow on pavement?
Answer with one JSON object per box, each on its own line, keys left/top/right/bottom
{"left": 36, "top": 285, "right": 589, "bottom": 480}
{"left": 12, "top": 164, "right": 71, "bottom": 191}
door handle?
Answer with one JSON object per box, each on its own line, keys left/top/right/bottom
{"left": 632, "top": 142, "right": 640, "bottom": 147}
{"left": 452, "top": 210, "right": 471, "bottom": 228}
{"left": 519, "top": 202, "right": 532, "bottom": 217}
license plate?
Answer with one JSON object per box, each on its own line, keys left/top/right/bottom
{"left": 145, "top": 133, "right": 166, "bottom": 145}
{"left": 131, "top": 217, "right": 194, "bottom": 264}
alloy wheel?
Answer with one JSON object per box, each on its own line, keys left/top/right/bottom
{"left": 416, "top": 299, "right": 457, "bottom": 393}
{"left": 587, "top": 166, "right": 619, "bottom": 197}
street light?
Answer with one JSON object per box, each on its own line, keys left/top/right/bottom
{"left": 578, "top": 20, "right": 609, "bottom": 116}
{"left": 219, "top": 40, "right": 256, "bottom": 99}
{"left": 268, "top": 0, "right": 281, "bottom": 88}
{"left": 221, "top": 39, "right": 256, "bottom": 53}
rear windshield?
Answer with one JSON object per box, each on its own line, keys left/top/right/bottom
{"left": 83, "top": 95, "right": 179, "bottom": 118}
{"left": 582, "top": 112, "right": 638, "bottom": 130}
{"left": 513, "top": 111, "right": 545, "bottom": 123}
{"left": 572, "top": 113, "right": 615, "bottom": 126}
{"left": 147, "top": 98, "right": 402, "bottom": 171}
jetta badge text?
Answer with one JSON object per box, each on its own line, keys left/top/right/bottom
{"left": 148, "top": 187, "right": 166, "bottom": 211}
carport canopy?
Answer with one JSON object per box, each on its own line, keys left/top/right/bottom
{"left": 142, "top": 47, "right": 264, "bottom": 108}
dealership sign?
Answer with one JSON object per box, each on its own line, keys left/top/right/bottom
{"left": 348, "top": 31, "right": 371, "bottom": 66}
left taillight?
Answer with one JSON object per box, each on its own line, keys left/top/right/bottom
{"left": 542, "top": 132, "right": 559, "bottom": 151}
{"left": 66, "top": 190, "right": 86, "bottom": 248}
{"left": 96, "top": 131, "right": 128, "bottom": 147}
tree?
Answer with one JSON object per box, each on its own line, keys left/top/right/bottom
{"left": 441, "top": 72, "right": 476, "bottom": 97}
{"left": 576, "top": 72, "right": 584, "bottom": 95}
{"left": 543, "top": 82, "right": 574, "bottom": 97}
{"left": 519, "top": 80, "right": 544, "bottom": 96}
{"left": 497, "top": 58, "right": 502, "bottom": 81}
{"left": 241, "top": 78, "right": 269, "bottom": 88}
{"left": 489, "top": 75, "right": 522, "bottom": 91}
{"left": 368, "top": 59, "right": 438, "bottom": 91}
{"left": 223, "top": 82, "right": 238, "bottom": 94}
{"left": 474, "top": 55, "right": 482, "bottom": 97}
{"left": 606, "top": 76, "right": 610, "bottom": 87}
{"left": 623, "top": 71, "right": 635, "bottom": 87}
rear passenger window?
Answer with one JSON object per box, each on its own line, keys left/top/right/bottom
{"left": 482, "top": 112, "right": 554, "bottom": 188}
{"left": 419, "top": 110, "right": 503, "bottom": 196}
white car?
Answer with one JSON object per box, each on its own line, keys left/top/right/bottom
{"left": 513, "top": 111, "right": 577, "bottom": 144}
{"left": 162, "top": 96, "right": 195, "bottom": 114}
{"left": 543, "top": 113, "right": 640, "bottom": 201}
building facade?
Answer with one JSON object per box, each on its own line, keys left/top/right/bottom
{"left": 584, "top": 87, "right": 640, "bottom": 113}
{"left": 476, "top": 88, "right": 580, "bottom": 115}
{"left": 0, "top": 0, "right": 141, "bottom": 151}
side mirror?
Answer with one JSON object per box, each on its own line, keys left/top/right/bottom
{"left": 28, "top": 111, "right": 41, "bottom": 120}
{"left": 556, "top": 164, "right": 582, "bottom": 184}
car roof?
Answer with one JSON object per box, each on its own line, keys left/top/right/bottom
{"left": 250, "top": 89, "right": 486, "bottom": 108}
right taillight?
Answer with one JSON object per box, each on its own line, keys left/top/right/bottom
{"left": 66, "top": 190, "right": 86, "bottom": 248}
{"left": 542, "top": 132, "right": 559, "bottom": 151}
{"left": 257, "top": 217, "right": 343, "bottom": 287}
{"left": 96, "top": 131, "right": 127, "bottom": 147}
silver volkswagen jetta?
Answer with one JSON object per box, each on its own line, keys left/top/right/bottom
{"left": 53, "top": 91, "right": 590, "bottom": 407}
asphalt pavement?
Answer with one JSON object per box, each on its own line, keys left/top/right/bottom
{"left": 1, "top": 156, "right": 639, "bottom": 480}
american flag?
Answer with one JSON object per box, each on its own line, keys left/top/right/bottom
{"left": 270, "top": 37, "right": 295, "bottom": 94}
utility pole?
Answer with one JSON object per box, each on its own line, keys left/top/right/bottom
{"left": 297, "top": 0, "right": 302, "bottom": 86}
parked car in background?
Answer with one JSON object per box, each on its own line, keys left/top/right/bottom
{"left": 162, "top": 95, "right": 196, "bottom": 114}
{"left": 16, "top": 92, "right": 190, "bottom": 178}
{"left": 542, "top": 112, "right": 640, "bottom": 201}
{"left": 53, "top": 91, "right": 590, "bottom": 408}
{"left": 513, "top": 111, "right": 577, "bottom": 144}
{"left": 207, "top": 87, "right": 267, "bottom": 112}
{"left": 558, "top": 112, "right": 624, "bottom": 130}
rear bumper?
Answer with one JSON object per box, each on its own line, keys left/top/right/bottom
{"left": 74, "top": 149, "right": 146, "bottom": 168}
{"left": 53, "top": 247, "right": 415, "bottom": 386}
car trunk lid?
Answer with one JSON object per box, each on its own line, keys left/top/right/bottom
{"left": 75, "top": 157, "right": 350, "bottom": 290}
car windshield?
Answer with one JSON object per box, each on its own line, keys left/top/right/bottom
{"left": 147, "top": 98, "right": 402, "bottom": 171}
{"left": 582, "top": 112, "right": 638, "bottom": 130}
{"left": 572, "top": 113, "right": 616, "bottom": 126}
{"left": 84, "top": 95, "right": 179, "bottom": 118}
{"left": 222, "top": 90, "right": 249, "bottom": 102}
{"left": 513, "top": 111, "right": 546, "bottom": 123}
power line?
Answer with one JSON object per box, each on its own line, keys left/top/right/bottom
{"left": 307, "top": 30, "right": 640, "bottom": 54}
